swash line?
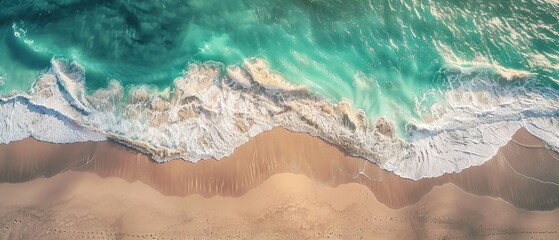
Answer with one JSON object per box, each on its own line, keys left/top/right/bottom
{"left": 502, "top": 156, "right": 559, "bottom": 187}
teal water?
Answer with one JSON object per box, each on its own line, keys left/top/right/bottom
{"left": 1, "top": 0, "right": 558, "bottom": 133}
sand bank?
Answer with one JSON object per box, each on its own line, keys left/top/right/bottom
{"left": 1, "top": 127, "right": 559, "bottom": 239}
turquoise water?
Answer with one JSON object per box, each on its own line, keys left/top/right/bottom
{"left": 1, "top": 0, "right": 558, "bottom": 133}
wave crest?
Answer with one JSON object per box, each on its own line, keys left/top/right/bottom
{"left": 1, "top": 58, "right": 558, "bottom": 179}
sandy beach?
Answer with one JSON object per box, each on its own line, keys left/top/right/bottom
{"left": 1, "top": 128, "right": 559, "bottom": 239}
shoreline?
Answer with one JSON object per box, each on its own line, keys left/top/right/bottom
{"left": 1, "top": 58, "right": 558, "bottom": 180}
{"left": 1, "top": 127, "right": 559, "bottom": 239}
{"left": 1, "top": 127, "right": 558, "bottom": 211}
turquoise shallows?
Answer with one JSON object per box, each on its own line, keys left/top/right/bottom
{"left": 0, "top": 0, "right": 558, "bottom": 135}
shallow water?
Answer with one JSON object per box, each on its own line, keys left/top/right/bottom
{"left": 0, "top": 0, "right": 558, "bottom": 179}
{"left": 1, "top": 0, "right": 558, "bottom": 130}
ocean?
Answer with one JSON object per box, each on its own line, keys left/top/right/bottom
{"left": 0, "top": 0, "right": 558, "bottom": 179}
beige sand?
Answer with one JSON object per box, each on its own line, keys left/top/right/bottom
{"left": 1, "top": 128, "right": 559, "bottom": 239}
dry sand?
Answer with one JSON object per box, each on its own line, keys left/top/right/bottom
{"left": 0, "top": 128, "right": 559, "bottom": 239}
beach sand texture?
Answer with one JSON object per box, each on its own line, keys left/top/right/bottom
{"left": 1, "top": 128, "right": 559, "bottom": 239}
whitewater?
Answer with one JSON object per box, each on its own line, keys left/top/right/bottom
{"left": 0, "top": 0, "right": 558, "bottom": 179}
{"left": 0, "top": 57, "right": 557, "bottom": 179}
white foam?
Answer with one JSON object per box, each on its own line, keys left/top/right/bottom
{"left": 0, "top": 59, "right": 557, "bottom": 180}
{"left": 386, "top": 69, "right": 559, "bottom": 178}
{"left": 0, "top": 96, "right": 105, "bottom": 144}
{"left": 50, "top": 59, "right": 92, "bottom": 113}
{"left": 0, "top": 64, "right": 105, "bottom": 144}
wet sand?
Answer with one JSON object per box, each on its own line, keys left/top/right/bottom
{"left": 1, "top": 128, "right": 559, "bottom": 239}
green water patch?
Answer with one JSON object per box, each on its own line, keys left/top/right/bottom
{"left": 0, "top": 0, "right": 558, "bottom": 136}
{"left": 0, "top": 24, "right": 51, "bottom": 95}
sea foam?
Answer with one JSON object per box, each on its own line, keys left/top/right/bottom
{"left": 0, "top": 58, "right": 557, "bottom": 180}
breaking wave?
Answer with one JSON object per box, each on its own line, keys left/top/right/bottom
{"left": 0, "top": 58, "right": 558, "bottom": 180}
